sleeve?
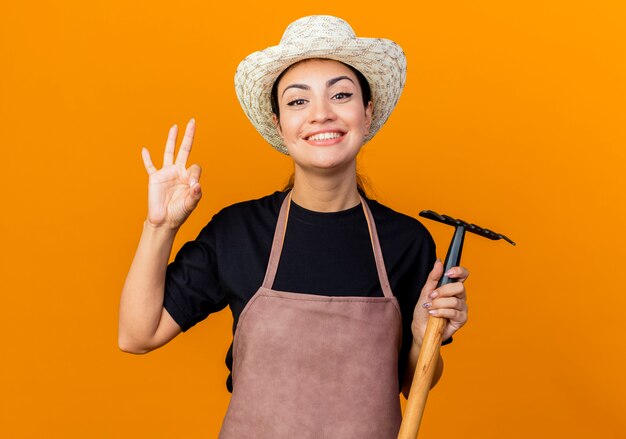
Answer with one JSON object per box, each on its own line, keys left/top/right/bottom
{"left": 163, "top": 218, "right": 228, "bottom": 332}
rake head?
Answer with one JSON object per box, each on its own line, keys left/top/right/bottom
{"left": 419, "top": 210, "right": 516, "bottom": 246}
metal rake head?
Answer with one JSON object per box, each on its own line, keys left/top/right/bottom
{"left": 419, "top": 210, "right": 516, "bottom": 246}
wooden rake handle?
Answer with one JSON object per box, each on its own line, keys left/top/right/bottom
{"left": 398, "top": 219, "right": 465, "bottom": 439}
{"left": 397, "top": 315, "right": 446, "bottom": 439}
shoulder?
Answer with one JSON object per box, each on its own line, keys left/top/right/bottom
{"left": 214, "top": 191, "right": 286, "bottom": 222}
{"left": 364, "top": 197, "right": 434, "bottom": 248}
{"left": 363, "top": 197, "right": 436, "bottom": 267}
{"left": 196, "top": 191, "right": 287, "bottom": 240}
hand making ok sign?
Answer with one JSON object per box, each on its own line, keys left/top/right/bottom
{"left": 141, "top": 119, "right": 202, "bottom": 230}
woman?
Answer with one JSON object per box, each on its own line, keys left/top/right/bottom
{"left": 119, "top": 15, "right": 468, "bottom": 438}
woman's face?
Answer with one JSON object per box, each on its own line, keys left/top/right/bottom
{"left": 273, "top": 59, "right": 373, "bottom": 173}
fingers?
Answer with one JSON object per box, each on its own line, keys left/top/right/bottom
{"left": 426, "top": 307, "right": 467, "bottom": 322}
{"left": 142, "top": 148, "right": 157, "bottom": 175}
{"left": 429, "top": 281, "right": 466, "bottom": 300}
{"left": 163, "top": 124, "right": 178, "bottom": 166}
{"left": 422, "top": 293, "right": 468, "bottom": 324}
{"left": 417, "top": 264, "right": 470, "bottom": 340}
{"left": 157, "top": 119, "right": 196, "bottom": 171}
{"left": 422, "top": 278, "right": 468, "bottom": 321}
{"left": 423, "top": 296, "right": 467, "bottom": 312}
{"left": 183, "top": 163, "right": 203, "bottom": 213}
{"left": 188, "top": 164, "right": 202, "bottom": 187}
{"left": 422, "top": 259, "right": 444, "bottom": 296}
{"left": 175, "top": 118, "right": 196, "bottom": 167}
{"left": 444, "top": 265, "right": 470, "bottom": 282}
{"left": 183, "top": 176, "right": 203, "bottom": 213}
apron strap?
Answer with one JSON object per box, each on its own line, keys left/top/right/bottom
{"left": 262, "top": 191, "right": 293, "bottom": 290}
{"left": 262, "top": 190, "right": 394, "bottom": 299}
{"left": 359, "top": 194, "right": 394, "bottom": 298}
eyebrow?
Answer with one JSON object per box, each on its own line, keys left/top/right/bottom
{"left": 281, "top": 76, "right": 355, "bottom": 97}
{"left": 327, "top": 75, "right": 354, "bottom": 87}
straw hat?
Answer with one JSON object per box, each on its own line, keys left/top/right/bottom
{"left": 234, "top": 15, "right": 407, "bottom": 154}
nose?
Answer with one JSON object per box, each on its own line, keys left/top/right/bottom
{"left": 308, "top": 97, "right": 336, "bottom": 124}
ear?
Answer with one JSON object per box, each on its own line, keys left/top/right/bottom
{"left": 272, "top": 114, "right": 283, "bottom": 137}
{"left": 364, "top": 101, "right": 373, "bottom": 134}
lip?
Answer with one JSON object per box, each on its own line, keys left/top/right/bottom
{"left": 303, "top": 129, "right": 347, "bottom": 146}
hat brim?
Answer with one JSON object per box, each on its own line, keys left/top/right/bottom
{"left": 235, "top": 35, "right": 406, "bottom": 154}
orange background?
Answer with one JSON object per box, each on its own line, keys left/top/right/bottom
{"left": 1, "top": 1, "right": 625, "bottom": 437}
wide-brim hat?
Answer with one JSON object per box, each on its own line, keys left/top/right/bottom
{"left": 234, "top": 15, "right": 407, "bottom": 155}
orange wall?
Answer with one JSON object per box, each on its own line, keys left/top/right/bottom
{"left": 1, "top": 1, "right": 625, "bottom": 437}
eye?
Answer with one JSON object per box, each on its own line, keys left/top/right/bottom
{"left": 332, "top": 92, "right": 353, "bottom": 100}
{"left": 286, "top": 98, "right": 308, "bottom": 107}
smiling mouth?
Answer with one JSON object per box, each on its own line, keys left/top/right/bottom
{"left": 306, "top": 132, "right": 345, "bottom": 141}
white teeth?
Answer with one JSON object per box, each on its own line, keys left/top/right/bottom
{"left": 308, "top": 132, "right": 342, "bottom": 141}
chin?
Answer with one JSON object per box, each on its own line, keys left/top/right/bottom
{"left": 290, "top": 143, "right": 361, "bottom": 171}
{"left": 303, "top": 150, "right": 357, "bottom": 171}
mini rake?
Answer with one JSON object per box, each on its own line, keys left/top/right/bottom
{"left": 397, "top": 210, "right": 515, "bottom": 439}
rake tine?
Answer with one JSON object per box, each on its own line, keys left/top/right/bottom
{"left": 420, "top": 210, "right": 516, "bottom": 245}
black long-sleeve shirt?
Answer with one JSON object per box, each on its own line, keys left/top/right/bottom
{"left": 163, "top": 191, "right": 449, "bottom": 392}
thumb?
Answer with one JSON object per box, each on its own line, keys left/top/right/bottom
{"left": 188, "top": 164, "right": 202, "bottom": 185}
{"left": 422, "top": 258, "right": 443, "bottom": 295}
{"left": 184, "top": 181, "right": 202, "bottom": 213}
{"left": 186, "top": 164, "right": 202, "bottom": 207}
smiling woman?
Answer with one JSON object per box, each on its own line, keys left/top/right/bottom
{"left": 272, "top": 59, "right": 373, "bottom": 193}
{"left": 119, "top": 14, "right": 469, "bottom": 439}
{"left": 273, "top": 59, "right": 375, "bottom": 197}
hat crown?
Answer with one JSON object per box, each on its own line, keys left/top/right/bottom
{"left": 280, "top": 15, "right": 356, "bottom": 45}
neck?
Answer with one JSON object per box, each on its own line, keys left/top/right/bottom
{"left": 290, "top": 163, "right": 361, "bottom": 212}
